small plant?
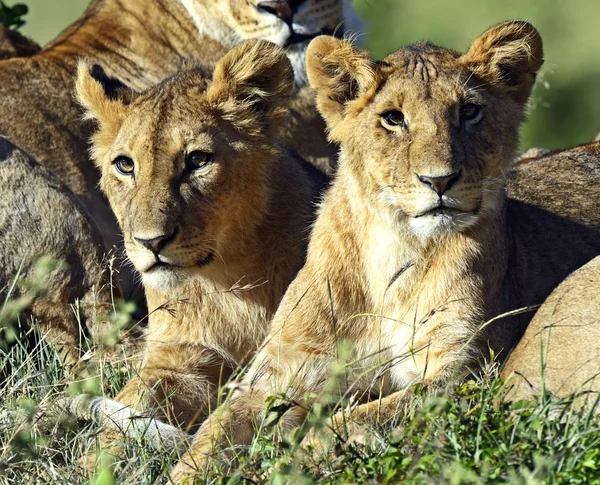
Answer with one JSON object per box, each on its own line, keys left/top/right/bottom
{"left": 0, "top": 1, "right": 28, "bottom": 29}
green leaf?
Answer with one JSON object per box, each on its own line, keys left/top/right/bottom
{"left": 0, "top": 1, "right": 29, "bottom": 30}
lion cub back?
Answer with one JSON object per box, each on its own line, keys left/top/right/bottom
{"left": 502, "top": 254, "right": 600, "bottom": 408}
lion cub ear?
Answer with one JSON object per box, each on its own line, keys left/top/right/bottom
{"left": 306, "top": 36, "right": 376, "bottom": 136}
{"left": 76, "top": 61, "right": 136, "bottom": 126}
{"left": 208, "top": 40, "right": 293, "bottom": 132}
{"left": 461, "top": 21, "right": 543, "bottom": 103}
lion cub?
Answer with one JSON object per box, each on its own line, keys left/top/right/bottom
{"left": 171, "top": 22, "right": 600, "bottom": 479}
{"left": 76, "top": 40, "right": 323, "bottom": 431}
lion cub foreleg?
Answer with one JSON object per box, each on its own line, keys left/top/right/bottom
{"left": 83, "top": 342, "right": 233, "bottom": 471}
{"left": 171, "top": 347, "right": 324, "bottom": 482}
{"left": 303, "top": 308, "right": 482, "bottom": 453}
{"left": 116, "top": 342, "right": 234, "bottom": 429}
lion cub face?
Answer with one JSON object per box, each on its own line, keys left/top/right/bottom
{"left": 308, "top": 22, "right": 543, "bottom": 238}
{"left": 77, "top": 41, "right": 293, "bottom": 289}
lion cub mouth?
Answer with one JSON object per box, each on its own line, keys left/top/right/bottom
{"left": 415, "top": 206, "right": 466, "bottom": 218}
{"left": 144, "top": 252, "right": 215, "bottom": 273}
{"left": 286, "top": 28, "right": 336, "bottom": 47}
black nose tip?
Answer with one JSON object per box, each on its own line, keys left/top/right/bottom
{"left": 134, "top": 227, "right": 178, "bottom": 254}
{"left": 257, "top": 1, "right": 294, "bottom": 24}
{"left": 417, "top": 171, "right": 461, "bottom": 196}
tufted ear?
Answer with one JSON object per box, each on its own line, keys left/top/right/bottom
{"left": 461, "top": 21, "right": 543, "bottom": 104}
{"left": 207, "top": 40, "right": 294, "bottom": 134}
{"left": 306, "top": 36, "right": 376, "bottom": 133}
{"left": 76, "top": 61, "right": 136, "bottom": 126}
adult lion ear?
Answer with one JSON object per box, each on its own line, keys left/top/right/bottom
{"left": 76, "top": 61, "right": 135, "bottom": 125}
{"left": 306, "top": 36, "right": 376, "bottom": 135}
{"left": 208, "top": 40, "right": 293, "bottom": 134}
{"left": 461, "top": 21, "right": 544, "bottom": 104}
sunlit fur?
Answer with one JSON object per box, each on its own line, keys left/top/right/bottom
{"left": 316, "top": 37, "right": 532, "bottom": 240}
{"left": 171, "top": 22, "right": 600, "bottom": 481}
{"left": 76, "top": 40, "right": 323, "bottom": 439}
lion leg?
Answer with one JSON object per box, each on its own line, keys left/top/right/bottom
{"left": 302, "top": 388, "right": 416, "bottom": 455}
{"left": 170, "top": 386, "right": 308, "bottom": 483}
{"left": 170, "top": 343, "right": 323, "bottom": 483}
{"left": 83, "top": 342, "right": 233, "bottom": 472}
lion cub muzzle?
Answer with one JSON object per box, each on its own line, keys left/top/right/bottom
{"left": 416, "top": 171, "right": 461, "bottom": 197}
{"left": 409, "top": 168, "right": 484, "bottom": 238}
{"left": 134, "top": 227, "right": 179, "bottom": 256}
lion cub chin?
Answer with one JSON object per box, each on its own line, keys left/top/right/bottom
{"left": 170, "top": 21, "right": 600, "bottom": 481}
{"left": 76, "top": 40, "right": 323, "bottom": 437}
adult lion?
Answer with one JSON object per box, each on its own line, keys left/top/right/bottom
{"left": 0, "top": 0, "right": 344, "bottom": 351}
{"left": 170, "top": 23, "right": 600, "bottom": 480}
{"left": 502, "top": 255, "right": 600, "bottom": 409}
{"left": 502, "top": 141, "right": 600, "bottom": 408}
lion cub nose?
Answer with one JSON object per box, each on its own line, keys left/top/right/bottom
{"left": 134, "top": 228, "right": 178, "bottom": 254}
{"left": 417, "top": 171, "right": 461, "bottom": 196}
{"left": 257, "top": 1, "right": 294, "bottom": 24}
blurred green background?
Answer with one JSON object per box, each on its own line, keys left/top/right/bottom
{"left": 11, "top": 0, "right": 600, "bottom": 150}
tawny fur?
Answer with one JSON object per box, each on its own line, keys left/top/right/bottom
{"left": 76, "top": 40, "right": 324, "bottom": 461}
{"left": 171, "top": 22, "right": 600, "bottom": 481}
{"left": 502, "top": 256, "right": 600, "bottom": 409}
{"left": 0, "top": 136, "right": 117, "bottom": 365}
{"left": 0, "top": 25, "right": 40, "bottom": 60}
{"left": 502, "top": 143, "right": 600, "bottom": 409}
{"left": 0, "top": 0, "right": 344, "bottom": 348}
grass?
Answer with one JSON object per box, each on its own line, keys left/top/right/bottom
{"left": 2, "top": 276, "right": 600, "bottom": 485}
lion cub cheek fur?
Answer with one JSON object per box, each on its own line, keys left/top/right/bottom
{"left": 76, "top": 40, "right": 322, "bottom": 435}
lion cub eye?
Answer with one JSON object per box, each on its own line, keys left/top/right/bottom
{"left": 114, "top": 156, "right": 135, "bottom": 175}
{"left": 381, "top": 110, "right": 406, "bottom": 129}
{"left": 461, "top": 103, "right": 482, "bottom": 122}
{"left": 187, "top": 151, "right": 214, "bottom": 171}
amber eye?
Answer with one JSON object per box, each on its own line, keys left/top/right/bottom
{"left": 381, "top": 110, "right": 406, "bottom": 129}
{"left": 187, "top": 151, "right": 214, "bottom": 171}
{"left": 114, "top": 156, "right": 135, "bottom": 175}
{"left": 461, "top": 103, "right": 482, "bottom": 121}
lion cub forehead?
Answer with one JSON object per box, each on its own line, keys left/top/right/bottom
{"left": 380, "top": 42, "right": 465, "bottom": 82}
{"left": 128, "top": 69, "right": 211, "bottom": 113}
{"left": 124, "top": 71, "right": 216, "bottom": 128}
{"left": 370, "top": 43, "right": 475, "bottom": 106}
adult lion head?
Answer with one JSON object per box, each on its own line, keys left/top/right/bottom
{"left": 180, "top": 0, "right": 345, "bottom": 87}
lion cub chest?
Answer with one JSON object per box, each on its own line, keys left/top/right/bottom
{"left": 346, "top": 230, "right": 484, "bottom": 392}
{"left": 144, "top": 281, "right": 273, "bottom": 364}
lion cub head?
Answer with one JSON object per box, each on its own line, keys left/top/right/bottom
{"left": 307, "top": 21, "right": 543, "bottom": 238}
{"left": 77, "top": 40, "right": 293, "bottom": 289}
